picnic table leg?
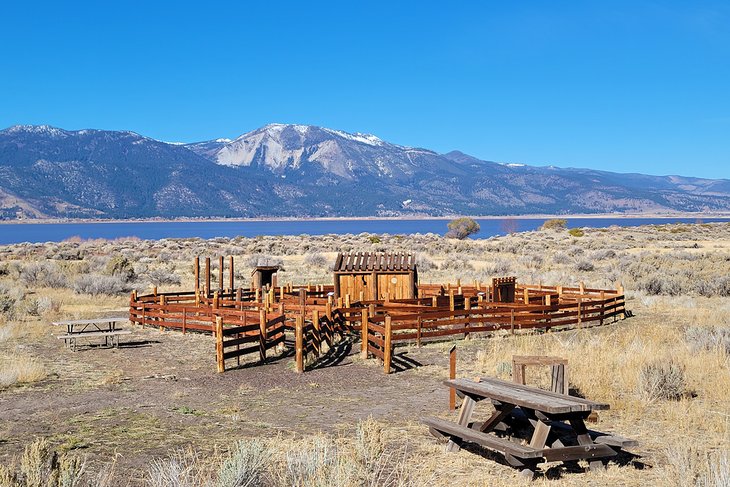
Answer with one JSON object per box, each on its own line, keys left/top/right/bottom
{"left": 476, "top": 402, "right": 515, "bottom": 433}
{"left": 569, "top": 418, "right": 605, "bottom": 471}
{"left": 445, "top": 395, "right": 476, "bottom": 453}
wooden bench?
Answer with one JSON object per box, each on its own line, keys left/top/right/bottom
{"left": 57, "top": 329, "right": 131, "bottom": 351}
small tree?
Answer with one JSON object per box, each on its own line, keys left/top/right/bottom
{"left": 445, "top": 217, "right": 480, "bottom": 239}
{"left": 541, "top": 218, "right": 568, "bottom": 231}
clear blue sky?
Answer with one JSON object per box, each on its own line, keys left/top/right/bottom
{"left": 2, "top": 1, "right": 729, "bottom": 179}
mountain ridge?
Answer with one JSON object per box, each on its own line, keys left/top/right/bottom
{"left": 1, "top": 123, "right": 728, "bottom": 220}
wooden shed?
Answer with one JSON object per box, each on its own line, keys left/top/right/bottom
{"left": 333, "top": 252, "right": 417, "bottom": 300}
{"left": 251, "top": 265, "right": 279, "bottom": 290}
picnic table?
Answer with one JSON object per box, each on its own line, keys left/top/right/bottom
{"left": 423, "top": 377, "right": 637, "bottom": 476}
{"left": 52, "top": 317, "right": 131, "bottom": 351}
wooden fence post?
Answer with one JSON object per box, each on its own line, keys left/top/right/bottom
{"left": 229, "top": 256, "right": 234, "bottom": 292}
{"left": 312, "top": 309, "right": 320, "bottom": 356}
{"left": 326, "top": 296, "right": 333, "bottom": 321}
{"left": 194, "top": 257, "right": 200, "bottom": 296}
{"left": 259, "top": 309, "right": 267, "bottom": 363}
{"left": 384, "top": 315, "right": 392, "bottom": 374}
{"left": 215, "top": 316, "right": 224, "bottom": 373}
{"left": 205, "top": 257, "right": 211, "bottom": 298}
{"left": 361, "top": 308, "right": 369, "bottom": 359}
{"left": 432, "top": 296, "right": 438, "bottom": 308}
{"left": 449, "top": 290, "right": 455, "bottom": 311}
{"left": 295, "top": 315, "right": 304, "bottom": 373}
{"left": 280, "top": 285, "right": 284, "bottom": 302}
{"left": 416, "top": 316, "right": 422, "bottom": 348}
{"left": 510, "top": 309, "right": 515, "bottom": 335}
{"left": 577, "top": 299, "right": 583, "bottom": 327}
{"left": 218, "top": 256, "right": 224, "bottom": 292}
{"left": 159, "top": 295, "right": 166, "bottom": 332}
{"left": 449, "top": 345, "right": 456, "bottom": 411}
{"left": 523, "top": 288, "right": 530, "bottom": 304}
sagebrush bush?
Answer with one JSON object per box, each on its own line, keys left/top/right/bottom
{"left": 575, "top": 259, "right": 595, "bottom": 272}
{"left": 638, "top": 358, "right": 687, "bottom": 401}
{"left": 146, "top": 268, "right": 182, "bottom": 286}
{"left": 105, "top": 256, "right": 136, "bottom": 282}
{"left": 73, "top": 274, "right": 126, "bottom": 296}
{"left": 541, "top": 219, "right": 567, "bottom": 231}
{"left": 685, "top": 326, "right": 730, "bottom": 355}
{"left": 19, "top": 262, "right": 68, "bottom": 289}
{"left": 303, "top": 252, "right": 328, "bottom": 268}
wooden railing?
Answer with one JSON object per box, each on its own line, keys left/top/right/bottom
{"left": 129, "top": 283, "right": 625, "bottom": 375}
{"left": 364, "top": 294, "right": 625, "bottom": 373}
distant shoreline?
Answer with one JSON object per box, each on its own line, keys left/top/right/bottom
{"left": 2, "top": 212, "right": 730, "bottom": 225}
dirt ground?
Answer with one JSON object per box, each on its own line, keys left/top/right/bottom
{"left": 0, "top": 307, "right": 658, "bottom": 485}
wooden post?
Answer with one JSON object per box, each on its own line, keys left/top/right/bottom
{"left": 280, "top": 285, "right": 284, "bottom": 302}
{"left": 416, "top": 316, "right": 422, "bottom": 348}
{"left": 579, "top": 281, "right": 585, "bottom": 295}
{"left": 159, "top": 295, "right": 165, "bottom": 332}
{"left": 577, "top": 299, "right": 583, "bottom": 326}
{"left": 545, "top": 293, "right": 551, "bottom": 306}
{"left": 182, "top": 308, "right": 187, "bottom": 334}
{"left": 218, "top": 256, "right": 224, "bottom": 292}
{"left": 432, "top": 296, "right": 438, "bottom": 308}
{"left": 205, "top": 257, "right": 211, "bottom": 298}
{"left": 259, "top": 309, "right": 267, "bottom": 363}
{"left": 464, "top": 297, "right": 470, "bottom": 339}
{"left": 312, "top": 309, "right": 320, "bottom": 356}
{"left": 456, "top": 278, "right": 461, "bottom": 287}
{"left": 295, "top": 315, "right": 304, "bottom": 373}
{"left": 449, "top": 345, "right": 456, "bottom": 411}
{"left": 229, "top": 256, "right": 234, "bottom": 291}
{"left": 153, "top": 286, "right": 157, "bottom": 296}
{"left": 213, "top": 291, "right": 219, "bottom": 310}
{"left": 215, "top": 316, "right": 224, "bottom": 373}
{"left": 194, "top": 256, "right": 200, "bottom": 295}
{"left": 236, "top": 287, "right": 242, "bottom": 302}
{"left": 523, "top": 288, "right": 529, "bottom": 304}
{"left": 449, "top": 290, "right": 455, "bottom": 311}
{"left": 384, "top": 315, "right": 392, "bottom": 374}
{"left": 510, "top": 309, "right": 515, "bottom": 334}
{"left": 361, "top": 308, "right": 369, "bottom": 359}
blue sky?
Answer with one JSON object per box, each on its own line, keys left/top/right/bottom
{"left": 1, "top": 1, "right": 729, "bottom": 178}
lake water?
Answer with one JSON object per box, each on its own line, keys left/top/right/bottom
{"left": 1, "top": 217, "right": 728, "bottom": 245}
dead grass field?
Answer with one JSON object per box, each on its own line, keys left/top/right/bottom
{"left": 0, "top": 222, "right": 728, "bottom": 485}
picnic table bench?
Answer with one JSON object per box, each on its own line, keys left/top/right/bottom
{"left": 52, "top": 317, "right": 131, "bottom": 351}
{"left": 423, "top": 377, "right": 637, "bottom": 477}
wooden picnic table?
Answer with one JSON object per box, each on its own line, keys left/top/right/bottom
{"left": 51, "top": 317, "right": 131, "bottom": 351}
{"left": 423, "top": 377, "right": 637, "bottom": 476}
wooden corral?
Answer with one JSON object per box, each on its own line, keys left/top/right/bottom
{"left": 129, "top": 255, "right": 628, "bottom": 375}
{"left": 333, "top": 252, "right": 417, "bottom": 301}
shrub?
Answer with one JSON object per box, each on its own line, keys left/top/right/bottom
{"left": 23, "top": 296, "right": 57, "bottom": 317}
{"left": 575, "top": 259, "right": 595, "bottom": 272}
{"left": 568, "top": 228, "right": 585, "bottom": 237}
{"left": 105, "top": 256, "right": 135, "bottom": 282}
{"left": 368, "top": 235, "right": 381, "bottom": 244}
{"left": 638, "top": 358, "right": 687, "bottom": 401}
{"left": 215, "top": 440, "right": 270, "bottom": 487}
{"left": 445, "top": 217, "right": 480, "bottom": 239}
{"left": 541, "top": 219, "right": 567, "bottom": 231}
{"left": 147, "top": 268, "right": 182, "bottom": 286}
{"left": 638, "top": 275, "right": 682, "bottom": 296}
{"left": 73, "top": 274, "right": 126, "bottom": 296}
{"left": 552, "top": 252, "right": 571, "bottom": 265}
{"left": 303, "top": 252, "right": 328, "bottom": 268}
{"left": 685, "top": 326, "right": 730, "bottom": 355}
{"left": 19, "top": 262, "right": 68, "bottom": 289}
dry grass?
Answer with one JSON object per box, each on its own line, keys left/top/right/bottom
{"left": 0, "top": 354, "right": 47, "bottom": 388}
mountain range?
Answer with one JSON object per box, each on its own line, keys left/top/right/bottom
{"left": 0, "top": 123, "right": 728, "bottom": 220}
